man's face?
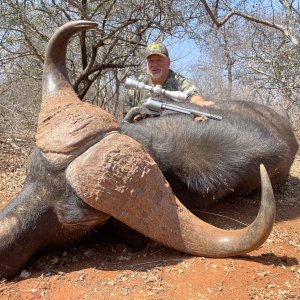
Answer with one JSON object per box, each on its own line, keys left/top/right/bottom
{"left": 146, "top": 54, "right": 170, "bottom": 83}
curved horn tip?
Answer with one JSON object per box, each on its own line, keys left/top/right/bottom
{"left": 259, "top": 163, "right": 276, "bottom": 212}
{"left": 63, "top": 20, "right": 98, "bottom": 30}
{"left": 260, "top": 164, "right": 272, "bottom": 187}
{"left": 259, "top": 163, "right": 267, "bottom": 175}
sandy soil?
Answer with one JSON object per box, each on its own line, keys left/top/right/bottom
{"left": 0, "top": 132, "right": 299, "bottom": 300}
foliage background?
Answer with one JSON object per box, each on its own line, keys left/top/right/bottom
{"left": 0, "top": 0, "right": 299, "bottom": 135}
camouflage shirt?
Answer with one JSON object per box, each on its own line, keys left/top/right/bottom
{"left": 124, "top": 69, "right": 199, "bottom": 114}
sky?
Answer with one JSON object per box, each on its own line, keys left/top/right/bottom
{"left": 167, "top": 38, "right": 201, "bottom": 77}
{"left": 162, "top": 36, "right": 206, "bottom": 80}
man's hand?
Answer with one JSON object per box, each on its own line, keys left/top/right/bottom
{"left": 193, "top": 115, "right": 207, "bottom": 122}
{"left": 191, "top": 95, "right": 214, "bottom": 107}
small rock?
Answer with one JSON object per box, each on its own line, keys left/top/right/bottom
{"left": 19, "top": 270, "right": 31, "bottom": 279}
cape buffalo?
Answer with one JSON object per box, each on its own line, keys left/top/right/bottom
{"left": 0, "top": 20, "right": 298, "bottom": 279}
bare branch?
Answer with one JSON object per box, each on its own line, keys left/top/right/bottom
{"left": 199, "top": 0, "right": 293, "bottom": 41}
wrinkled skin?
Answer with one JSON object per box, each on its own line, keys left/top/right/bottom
{"left": 0, "top": 21, "right": 298, "bottom": 279}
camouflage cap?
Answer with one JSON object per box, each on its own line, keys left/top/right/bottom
{"left": 146, "top": 42, "right": 169, "bottom": 58}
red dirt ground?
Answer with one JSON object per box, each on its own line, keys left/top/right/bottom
{"left": 0, "top": 133, "right": 299, "bottom": 300}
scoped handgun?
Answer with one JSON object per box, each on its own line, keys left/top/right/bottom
{"left": 124, "top": 78, "right": 222, "bottom": 121}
